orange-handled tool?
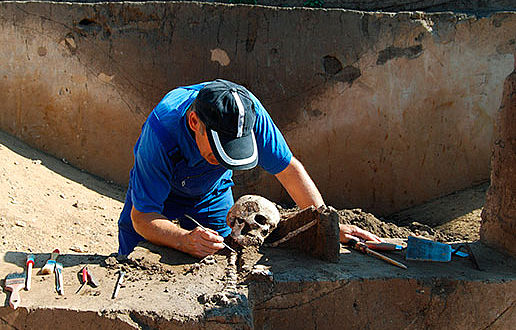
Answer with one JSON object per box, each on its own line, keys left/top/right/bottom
{"left": 365, "top": 241, "right": 404, "bottom": 251}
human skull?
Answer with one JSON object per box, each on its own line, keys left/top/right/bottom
{"left": 227, "top": 195, "right": 280, "bottom": 247}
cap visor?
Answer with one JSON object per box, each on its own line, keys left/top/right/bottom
{"left": 208, "top": 130, "right": 258, "bottom": 170}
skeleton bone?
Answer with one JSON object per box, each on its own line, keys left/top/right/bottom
{"left": 250, "top": 264, "right": 273, "bottom": 282}
{"left": 201, "top": 251, "right": 240, "bottom": 307}
{"left": 227, "top": 195, "right": 280, "bottom": 247}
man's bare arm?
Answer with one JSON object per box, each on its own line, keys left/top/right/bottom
{"left": 130, "top": 206, "right": 224, "bottom": 258}
{"left": 275, "top": 156, "right": 381, "bottom": 244}
{"left": 274, "top": 156, "right": 325, "bottom": 209}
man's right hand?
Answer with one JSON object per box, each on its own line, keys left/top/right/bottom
{"left": 131, "top": 207, "right": 226, "bottom": 259}
{"left": 183, "top": 227, "right": 225, "bottom": 258}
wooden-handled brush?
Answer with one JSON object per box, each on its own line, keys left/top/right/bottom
{"left": 40, "top": 249, "right": 60, "bottom": 275}
{"left": 5, "top": 273, "right": 25, "bottom": 309}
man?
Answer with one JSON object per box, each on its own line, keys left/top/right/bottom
{"left": 118, "top": 79, "right": 379, "bottom": 257}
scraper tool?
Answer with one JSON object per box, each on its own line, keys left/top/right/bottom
{"left": 405, "top": 236, "right": 451, "bottom": 262}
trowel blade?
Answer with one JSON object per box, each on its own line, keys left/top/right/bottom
{"left": 405, "top": 236, "right": 451, "bottom": 262}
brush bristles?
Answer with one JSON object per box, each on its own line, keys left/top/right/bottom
{"left": 40, "top": 260, "right": 56, "bottom": 274}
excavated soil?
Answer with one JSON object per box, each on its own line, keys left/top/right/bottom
{"left": 0, "top": 129, "right": 499, "bottom": 327}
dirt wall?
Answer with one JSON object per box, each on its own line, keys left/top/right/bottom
{"left": 481, "top": 69, "right": 516, "bottom": 257}
{"left": 0, "top": 2, "right": 514, "bottom": 214}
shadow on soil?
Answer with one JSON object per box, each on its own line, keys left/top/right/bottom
{"left": 3, "top": 251, "right": 108, "bottom": 270}
{"left": 0, "top": 129, "right": 125, "bottom": 203}
{"left": 385, "top": 182, "right": 488, "bottom": 227}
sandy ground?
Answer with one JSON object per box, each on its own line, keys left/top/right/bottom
{"left": 0, "top": 129, "right": 486, "bottom": 256}
{"left": 0, "top": 130, "right": 124, "bottom": 255}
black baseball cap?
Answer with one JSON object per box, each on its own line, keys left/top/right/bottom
{"left": 194, "top": 79, "right": 258, "bottom": 170}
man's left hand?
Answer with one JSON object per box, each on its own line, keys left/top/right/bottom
{"left": 339, "top": 224, "right": 382, "bottom": 244}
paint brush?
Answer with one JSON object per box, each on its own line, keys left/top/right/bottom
{"left": 5, "top": 273, "right": 25, "bottom": 309}
{"left": 40, "top": 249, "right": 60, "bottom": 275}
{"left": 184, "top": 214, "right": 236, "bottom": 253}
{"left": 55, "top": 262, "right": 64, "bottom": 295}
{"left": 25, "top": 254, "right": 34, "bottom": 290}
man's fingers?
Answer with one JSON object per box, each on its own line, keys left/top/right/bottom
{"left": 199, "top": 239, "right": 225, "bottom": 251}
{"left": 205, "top": 227, "right": 219, "bottom": 235}
{"left": 339, "top": 224, "right": 382, "bottom": 244}
{"left": 200, "top": 228, "right": 224, "bottom": 243}
{"left": 354, "top": 227, "right": 382, "bottom": 243}
{"left": 342, "top": 234, "right": 360, "bottom": 244}
{"left": 195, "top": 228, "right": 224, "bottom": 251}
{"left": 187, "top": 228, "right": 224, "bottom": 258}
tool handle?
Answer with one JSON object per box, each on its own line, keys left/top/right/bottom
{"left": 365, "top": 248, "right": 408, "bottom": 270}
{"left": 26, "top": 254, "right": 35, "bottom": 266}
{"left": 25, "top": 263, "right": 33, "bottom": 291}
{"left": 55, "top": 263, "right": 64, "bottom": 295}
{"left": 8, "top": 288, "right": 21, "bottom": 309}
{"left": 80, "top": 267, "right": 88, "bottom": 284}
{"left": 349, "top": 239, "right": 407, "bottom": 270}
{"left": 348, "top": 239, "right": 367, "bottom": 253}
{"left": 112, "top": 271, "right": 125, "bottom": 299}
{"left": 365, "top": 241, "right": 403, "bottom": 251}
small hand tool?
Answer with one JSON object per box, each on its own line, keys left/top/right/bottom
{"left": 112, "top": 270, "right": 125, "bottom": 299}
{"left": 40, "top": 249, "right": 60, "bottom": 275}
{"left": 25, "top": 254, "right": 35, "bottom": 290}
{"left": 87, "top": 268, "right": 99, "bottom": 288}
{"left": 55, "top": 262, "right": 64, "bottom": 295}
{"left": 5, "top": 273, "right": 25, "bottom": 309}
{"left": 349, "top": 239, "right": 407, "bottom": 270}
{"left": 406, "top": 236, "right": 451, "bottom": 262}
{"left": 365, "top": 241, "right": 404, "bottom": 251}
{"left": 75, "top": 266, "right": 89, "bottom": 294}
{"left": 184, "top": 214, "right": 236, "bottom": 253}
{"left": 76, "top": 266, "right": 100, "bottom": 294}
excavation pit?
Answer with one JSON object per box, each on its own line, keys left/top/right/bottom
{"left": 0, "top": 0, "right": 515, "bottom": 328}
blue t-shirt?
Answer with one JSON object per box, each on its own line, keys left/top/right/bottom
{"left": 118, "top": 81, "right": 292, "bottom": 254}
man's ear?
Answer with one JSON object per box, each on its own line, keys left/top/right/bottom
{"left": 187, "top": 111, "right": 202, "bottom": 132}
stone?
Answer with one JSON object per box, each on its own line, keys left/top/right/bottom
{"left": 481, "top": 69, "right": 516, "bottom": 257}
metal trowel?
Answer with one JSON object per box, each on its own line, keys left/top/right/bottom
{"left": 406, "top": 236, "right": 452, "bottom": 262}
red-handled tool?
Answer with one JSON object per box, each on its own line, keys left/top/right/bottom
{"left": 76, "top": 266, "right": 99, "bottom": 294}
{"left": 76, "top": 266, "right": 88, "bottom": 294}
{"left": 25, "top": 254, "right": 35, "bottom": 291}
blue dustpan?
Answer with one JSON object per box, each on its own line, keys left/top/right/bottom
{"left": 405, "top": 236, "right": 452, "bottom": 262}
